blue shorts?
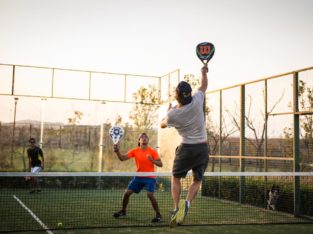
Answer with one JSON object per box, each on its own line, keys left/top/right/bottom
{"left": 127, "top": 177, "right": 156, "bottom": 193}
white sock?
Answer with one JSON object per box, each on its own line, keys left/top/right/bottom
{"left": 186, "top": 200, "right": 191, "bottom": 208}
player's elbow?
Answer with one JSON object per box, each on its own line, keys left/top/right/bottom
{"left": 160, "top": 122, "right": 167, "bottom": 129}
{"left": 121, "top": 156, "right": 128, "bottom": 161}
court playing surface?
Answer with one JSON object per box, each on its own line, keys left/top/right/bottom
{"left": 1, "top": 172, "right": 312, "bottom": 233}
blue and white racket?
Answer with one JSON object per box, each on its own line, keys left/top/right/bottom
{"left": 109, "top": 126, "right": 124, "bottom": 144}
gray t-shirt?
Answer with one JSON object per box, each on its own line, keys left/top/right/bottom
{"left": 166, "top": 90, "right": 207, "bottom": 144}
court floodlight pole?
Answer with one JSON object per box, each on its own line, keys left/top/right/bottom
{"left": 11, "top": 97, "right": 19, "bottom": 167}
{"left": 40, "top": 98, "right": 47, "bottom": 149}
{"left": 98, "top": 101, "right": 106, "bottom": 172}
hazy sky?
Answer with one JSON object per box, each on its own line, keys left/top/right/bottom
{"left": 0, "top": 0, "right": 312, "bottom": 91}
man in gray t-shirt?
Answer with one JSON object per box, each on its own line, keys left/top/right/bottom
{"left": 160, "top": 64, "right": 209, "bottom": 227}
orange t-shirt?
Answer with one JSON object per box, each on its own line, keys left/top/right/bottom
{"left": 127, "top": 147, "right": 160, "bottom": 177}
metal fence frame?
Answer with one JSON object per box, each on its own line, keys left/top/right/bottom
{"left": 206, "top": 66, "right": 313, "bottom": 214}
{"left": 0, "top": 63, "right": 180, "bottom": 172}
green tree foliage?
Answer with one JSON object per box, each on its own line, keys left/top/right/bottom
{"left": 129, "top": 85, "right": 161, "bottom": 131}
{"left": 67, "top": 110, "right": 84, "bottom": 161}
{"left": 298, "top": 80, "right": 313, "bottom": 170}
{"left": 68, "top": 111, "right": 83, "bottom": 125}
{"left": 284, "top": 80, "right": 313, "bottom": 171}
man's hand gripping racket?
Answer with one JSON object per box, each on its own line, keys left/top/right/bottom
{"left": 109, "top": 126, "right": 124, "bottom": 152}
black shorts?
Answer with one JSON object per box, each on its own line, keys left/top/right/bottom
{"left": 172, "top": 143, "right": 209, "bottom": 181}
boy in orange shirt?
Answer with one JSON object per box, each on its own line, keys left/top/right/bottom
{"left": 113, "top": 133, "right": 163, "bottom": 222}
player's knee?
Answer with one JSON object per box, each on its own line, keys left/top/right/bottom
{"left": 193, "top": 177, "right": 202, "bottom": 183}
{"left": 124, "top": 190, "right": 133, "bottom": 197}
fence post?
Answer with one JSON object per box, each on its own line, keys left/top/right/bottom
{"left": 293, "top": 72, "right": 300, "bottom": 216}
{"left": 240, "top": 85, "right": 246, "bottom": 204}
{"left": 264, "top": 80, "right": 269, "bottom": 202}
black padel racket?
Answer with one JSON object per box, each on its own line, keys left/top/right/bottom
{"left": 196, "top": 42, "right": 215, "bottom": 64}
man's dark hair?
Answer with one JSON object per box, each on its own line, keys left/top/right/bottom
{"left": 29, "top": 137, "right": 36, "bottom": 143}
{"left": 138, "top": 133, "right": 149, "bottom": 146}
{"left": 176, "top": 81, "right": 192, "bottom": 105}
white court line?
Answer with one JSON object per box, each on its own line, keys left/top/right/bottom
{"left": 13, "top": 195, "right": 53, "bottom": 234}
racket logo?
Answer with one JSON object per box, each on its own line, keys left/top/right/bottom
{"left": 199, "top": 45, "right": 211, "bottom": 55}
{"left": 109, "top": 126, "right": 124, "bottom": 144}
{"left": 196, "top": 42, "right": 215, "bottom": 64}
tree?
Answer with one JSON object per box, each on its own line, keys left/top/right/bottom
{"left": 129, "top": 85, "right": 161, "bottom": 131}
{"left": 284, "top": 80, "right": 313, "bottom": 171}
{"left": 299, "top": 80, "right": 313, "bottom": 169}
{"left": 68, "top": 111, "right": 83, "bottom": 126}
{"left": 227, "top": 90, "right": 284, "bottom": 171}
{"left": 68, "top": 111, "right": 83, "bottom": 161}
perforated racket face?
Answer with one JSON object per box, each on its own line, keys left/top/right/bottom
{"left": 196, "top": 42, "right": 215, "bottom": 64}
{"left": 109, "top": 126, "right": 124, "bottom": 144}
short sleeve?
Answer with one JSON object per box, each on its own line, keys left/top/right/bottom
{"left": 127, "top": 148, "right": 136, "bottom": 158}
{"left": 193, "top": 90, "right": 204, "bottom": 105}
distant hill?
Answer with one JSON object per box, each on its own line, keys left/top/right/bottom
{"left": 1, "top": 120, "right": 64, "bottom": 126}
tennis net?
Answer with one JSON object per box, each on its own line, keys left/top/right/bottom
{"left": 0, "top": 172, "right": 313, "bottom": 232}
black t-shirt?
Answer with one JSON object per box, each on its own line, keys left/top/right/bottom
{"left": 27, "top": 146, "right": 44, "bottom": 167}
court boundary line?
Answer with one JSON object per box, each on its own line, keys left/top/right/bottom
{"left": 13, "top": 195, "right": 53, "bottom": 234}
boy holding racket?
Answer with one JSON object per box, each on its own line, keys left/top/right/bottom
{"left": 160, "top": 64, "right": 209, "bottom": 227}
{"left": 113, "top": 133, "right": 163, "bottom": 223}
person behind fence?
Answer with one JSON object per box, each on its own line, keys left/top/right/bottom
{"left": 112, "top": 133, "right": 163, "bottom": 223}
{"left": 27, "top": 137, "right": 44, "bottom": 194}
{"left": 160, "top": 64, "right": 210, "bottom": 227}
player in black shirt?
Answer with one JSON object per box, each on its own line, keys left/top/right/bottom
{"left": 27, "top": 138, "right": 44, "bottom": 194}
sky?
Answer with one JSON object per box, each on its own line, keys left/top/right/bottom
{"left": 0, "top": 0, "right": 312, "bottom": 128}
{"left": 0, "top": 0, "right": 312, "bottom": 92}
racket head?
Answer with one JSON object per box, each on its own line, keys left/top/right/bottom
{"left": 109, "top": 126, "right": 124, "bottom": 144}
{"left": 196, "top": 42, "right": 215, "bottom": 64}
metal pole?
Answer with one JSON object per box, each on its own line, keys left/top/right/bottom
{"left": 98, "top": 101, "right": 106, "bottom": 172}
{"left": 219, "top": 90, "right": 222, "bottom": 198}
{"left": 40, "top": 98, "right": 47, "bottom": 149}
{"left": 11, "top": 65, "right": 15, "bottom": 95}
{"left": 293, "top": 72, "right": 300, "bottom": 216}
{"left": 264, "top": 80, "right": 268, "bottom": 171}
{"left": 239, "top": 85, "right": 246, "bottom": 204}
{"left": 11, "top": 97, "right": 19, "bottom": 167}
{"left": 264, "top": 80, "right": 268, "bottom": 200}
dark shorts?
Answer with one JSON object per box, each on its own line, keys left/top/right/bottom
{"left": 173, "top": 143, "right": 209, "bottom": 181}
{"left": 127, "top": 177, "right": 156, "bottom": 193}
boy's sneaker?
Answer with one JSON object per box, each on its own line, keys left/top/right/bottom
{"left": 169, "top": 209, "right": 179, "bottom": 228}
{"left": 113, "top": 210, "right": 126, "bottom": 218}
{"left": 151, "top": 214, "right": 162, "bottom": 223}
{"left": 176, "top": 199, "right": 189, "bottom": 224}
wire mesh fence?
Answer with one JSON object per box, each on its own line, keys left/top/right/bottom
{"left": 0, "top": 172, "right": 312, "bottom": 232}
